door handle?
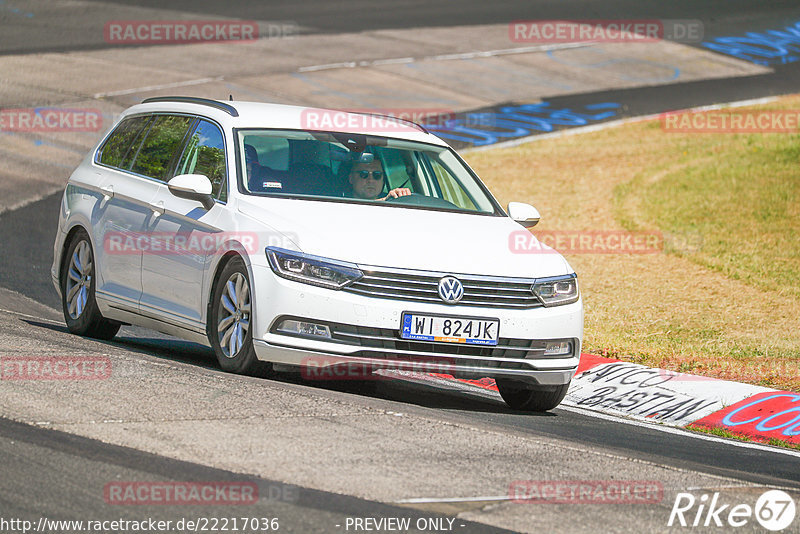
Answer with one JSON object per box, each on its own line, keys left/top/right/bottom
{"left": 100, "top": 185, "right": 114, "bottom": 199}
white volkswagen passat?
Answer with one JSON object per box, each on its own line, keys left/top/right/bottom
{"left": 52, "top": 97, "right": 583, "bottom": 411}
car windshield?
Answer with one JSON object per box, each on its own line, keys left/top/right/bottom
{"left": 236, "top": 129, "right": 499, "bottom": 214}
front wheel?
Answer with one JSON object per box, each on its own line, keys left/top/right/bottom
{"left": 209, "top": 257, "right": 260, "bottom": 374}
{"left": 496, "top": 379, "right": 570, "bottom": 412}
{"left": 60, "top": 230, "right": 120, "bottom": 340}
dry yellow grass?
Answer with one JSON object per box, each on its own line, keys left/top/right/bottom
{"left": 465, "top": 96, "right": 800, "bottom": 391}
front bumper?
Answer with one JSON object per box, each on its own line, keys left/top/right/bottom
{"left": 253, "top": 339, "right": 577, "bottom": 386}
{"left": 250, "top": 264, "right": 583, "bottom": 386}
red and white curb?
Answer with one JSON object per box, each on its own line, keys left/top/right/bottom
{"left": 387, "top": 354, "right": 800, "bottom": 447}
{"left": 565, "top": 355, "right": 800, "bottom": 445}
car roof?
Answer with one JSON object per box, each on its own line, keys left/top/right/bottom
{"left": 120, "top": 98, "right": 449, "bottom": 147}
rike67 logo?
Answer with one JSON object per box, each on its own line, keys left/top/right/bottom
{"left": 669, "top": 489, "right": 796, "bottom": 531}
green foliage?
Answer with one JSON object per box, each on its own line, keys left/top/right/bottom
{"left": 131, "top": 116, "right": 194, "bottom": 180}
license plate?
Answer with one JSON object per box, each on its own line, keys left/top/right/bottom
{"left": 400, "top": 313, "right": 499, "bottom": 346}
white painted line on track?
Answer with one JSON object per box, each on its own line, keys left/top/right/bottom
{"left": 396, "top": 495, "right": 511, "bottom": 504}
{"left": 0, "top": 186, "right": 64, "bottom": 217}
{"left": 93, "top": 76, "right": 224, "bottom": 99}
{"left": 296, "top": 61, "right": 360, "bottom": 72}
{"left": 426, "top": 42, "right": 592, "bottom": 61}
{"left": 297, "top": 42, "right": 592, "bottom": 72}
{"left": 370, "top": 56, "right": 415, "bottom": 66}
{"left": 0, "top": 307, "right": 62, "bottom": 323}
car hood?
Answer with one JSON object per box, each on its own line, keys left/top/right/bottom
{"left": 237, "top": 197, "right": 571, "bottom": 278}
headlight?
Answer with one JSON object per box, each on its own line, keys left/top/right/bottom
{"left": 266, "top": 247, "right": 363, "bottom": 289}
{"left": 532, "top": 274, "right": 579, "bottom": 306}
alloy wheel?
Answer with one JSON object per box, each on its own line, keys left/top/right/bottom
{"left": 65, "top": 240, "right": 92, "bottom": 320}
{"left": 217, "top": 272, "right": 251, "bottom": 358}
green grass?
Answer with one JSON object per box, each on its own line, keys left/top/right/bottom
{"left": 615, "top": 132, "right": 800, "bottom": 300}
{"left": 688, "top": 424, "right": 800, "bottom": 451}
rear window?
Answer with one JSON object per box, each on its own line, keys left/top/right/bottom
{"left": 98, "top": 116, "right": 151, "bottom": 168}
{"left": 130, "top": 115, "right": 195, "bottom": 181}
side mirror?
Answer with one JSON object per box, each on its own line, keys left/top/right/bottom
{"left": 507, "top": 202, "right": 540, "bottom": 228}
{"left": 168, "top": 174, "right": 215, "bottom": 210}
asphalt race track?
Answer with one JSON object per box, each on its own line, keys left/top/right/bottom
{"left": 1, "top": 1, "right": 800, "bottom": 533}
{"left": 3, "top": 0, "right": 800, "bottom": 54}
{"left": 0, "top": 417, "right": 513, "bottom": 534}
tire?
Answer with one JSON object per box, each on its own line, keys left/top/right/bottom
{"left": 209, "top": 257, "right": 260, "bottom": 374}
{"left": 496, "top": 379, "right": 570, "bottom": 412}
{"left": 60, "top": 229, "right": 121, "bottom": 340}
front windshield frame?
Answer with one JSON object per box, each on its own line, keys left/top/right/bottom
{"left": 232, "top": 127, "right": 506, "bottom": 217}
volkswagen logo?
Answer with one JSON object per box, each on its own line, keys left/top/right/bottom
{"left": 437, "top": 276, "right": 464, "bottom": 304}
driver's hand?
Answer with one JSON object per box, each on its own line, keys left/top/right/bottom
{"left": 384, "top": 188, "right": 412, "bottom": 200}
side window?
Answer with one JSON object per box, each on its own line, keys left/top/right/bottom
{"left": 243, "top": 135, "right": 289, "bottom": 170}
{"left": 130, "top": 115, "right": 194, "bottom": 181}
{"left": 98, "top": 116, "right": 151, "bottom": 168}
{"left": 175, "top": 120, "right": 227, "bottom": 201}
{"left": 429, "top": 158, "right": 477, "bottom": 211}
{"left": 120, "top": 118, "right": 152, "bottom": 170}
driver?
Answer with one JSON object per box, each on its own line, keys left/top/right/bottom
{"left": 347, "top": 158, "right": 411, "bottom": 201}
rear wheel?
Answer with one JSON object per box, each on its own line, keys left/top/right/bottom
{"left": 496, "top": 379, "right": 569, "bottom": 412}
{"left": 209, "top": 257, "right": 260, "bottom": 374}
{"left": 60, "top": 230, "right": 120, "bottom": 340}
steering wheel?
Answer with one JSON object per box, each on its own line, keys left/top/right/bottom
{"left": 384, "top": 193, "right": 460, "bottom": 209}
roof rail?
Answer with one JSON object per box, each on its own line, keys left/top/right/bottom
{"left": 352, "top": 112, "right": 429, "bottom": 134}
{"left": 141, "top": 96, "right": 239, "bottom": 117}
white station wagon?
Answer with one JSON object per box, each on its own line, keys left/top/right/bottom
{"left": 52, "top": 97, "right": 583, "bottom": 411}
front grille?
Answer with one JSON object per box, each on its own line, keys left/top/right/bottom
{"left": 343, "top": 267, "right": 543, "bottom": 309}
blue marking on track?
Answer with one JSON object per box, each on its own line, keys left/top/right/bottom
{"left": 702, "top": 20, "right": 800, "bottom": 66}
{"left": 425, "top": 101, "right": 622, "bottom": 147}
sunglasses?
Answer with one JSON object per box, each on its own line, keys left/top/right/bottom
{"left": 353, "top": 170, "right": 384, "bottom": 180}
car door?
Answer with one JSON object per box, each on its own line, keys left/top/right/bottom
{"left": 92, "top": 114, "right": 159, "bottom": 311}
{"left": 139, "top": 118, "right": 227, "bottom": 332}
